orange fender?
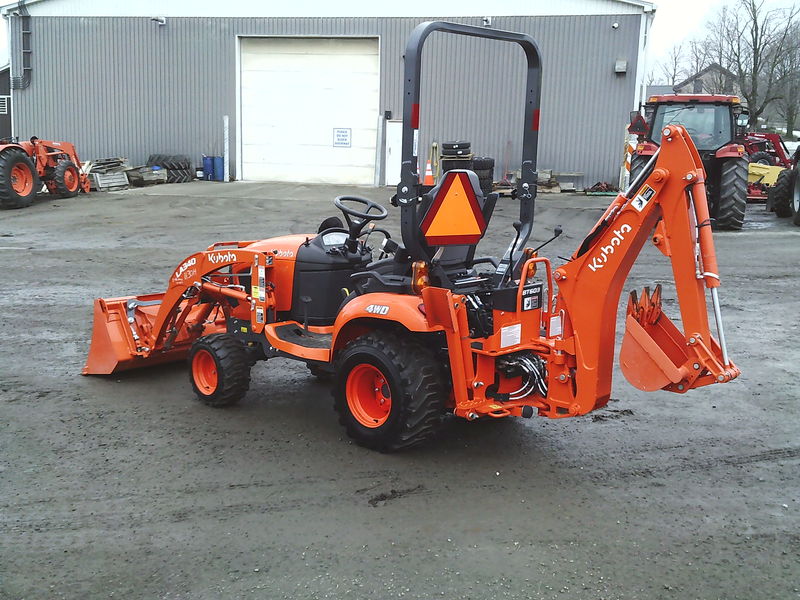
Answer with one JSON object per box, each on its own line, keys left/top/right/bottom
{"left": 331, "top": 292, "right": 441, "bottom": 353}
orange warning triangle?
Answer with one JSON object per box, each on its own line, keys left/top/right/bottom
{"left": 421, "top": 172, "right": 486, "bottom": 245}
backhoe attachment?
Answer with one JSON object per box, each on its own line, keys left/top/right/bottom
{"left": 544, "top": 124, "right": 739, "bottom": 416}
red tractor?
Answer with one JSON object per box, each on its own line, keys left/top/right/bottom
{"left": 0, "top": 136, "right": 90, "bottom": 209}
{"left": 629, "top": 94, "right": 750, "bottom": 230}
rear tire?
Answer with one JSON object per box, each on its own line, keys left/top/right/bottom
{"left": 53, "top": 160, "right": 81, "bottom": 197}
{"left": 629, "top": 153, "right": 648, "bottom": 187}
{"left": 333, "top": 332, "right": 446, "bottom": 452}
{"left": 773, "top": 168, "right": 794, "bottom": 218}
{"left": 0, "top": 149, "right": 39, "bottom": 209}
{"left": 713, "top": 157, "right": 748, "bottom": 230}
{"left": 188, "top": 333, "right": 251, "bottom": 407}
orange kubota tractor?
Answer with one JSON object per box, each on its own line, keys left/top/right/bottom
{"left": 83, "top": 22, "right": 739, "bottom": 452}
{"left": 0, "top": 136, "right": 90, "bottom": 209}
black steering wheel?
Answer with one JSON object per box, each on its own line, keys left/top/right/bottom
{"left": 333, "top": 196, "right": 389, "bottom": 248}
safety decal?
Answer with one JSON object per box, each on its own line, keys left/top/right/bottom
{"left": 521, "top": 283, "right": 543, "bottom": 311}
{"left": 632, "top": 185, "right": 656, "bottom": 212}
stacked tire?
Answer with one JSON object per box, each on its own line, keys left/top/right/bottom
{"left": 770, "top": 166, "right": 800, "bottom": 226}
{"left": 146, "top": 154, "right": 194, "bottom": 183}
{"left": 441, "top": 141, "right": 473, "bottom": 176}
{"left": 440, "top": 141, "right": 495, "bottom": 197}
{"left": 472, "top": 157, "right": 495, "bottom": 197}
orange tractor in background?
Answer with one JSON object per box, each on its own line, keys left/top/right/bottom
{"left": 0, "top": 136, "right": 90, "bottom": 209}
{"left": 83, "top": 22, "right": 739, "bottom": 452}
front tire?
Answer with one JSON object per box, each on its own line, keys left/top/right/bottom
{"left": 188, "top": 334, "right": 251, "bottom": 407}
{"left": 748, "top": 151, "right": 774, "bottom": 165}
{"left": 53, "top": 160, "right": 81, "bottom": 198}
{"left": 714, "top": 157, "right": 748, "bottom": 230}
{"left": 333, "top": 332, "right": 446, "bottom": 452}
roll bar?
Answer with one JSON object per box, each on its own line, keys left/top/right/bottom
{"left": 396, "top": 21, "right": 543, "bottom": 266}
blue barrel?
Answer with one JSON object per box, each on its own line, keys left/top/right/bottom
{"left": 212, "top": 156, "right": 224, "bottom": 181}
{"left": 202, "top": 156, "right": 214, "bottom": 181}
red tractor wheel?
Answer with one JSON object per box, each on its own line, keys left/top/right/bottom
{"left": 53, "top": 160, "right": 81, "bottom": 198}
{"left": 0, "top": 148, "right": 39, "bottom": 209}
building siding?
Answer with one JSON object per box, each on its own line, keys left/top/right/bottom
{"left": 9, "top": 14, "right": 642, "bottom": 185}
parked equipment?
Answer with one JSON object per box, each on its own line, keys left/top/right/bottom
{"left": 629, "top": 94, "right": 750, "bottom": 230}
{"left": 84, "top": 22, "right": 739, "bottom": 452}
{"left": 743, "top": 132, "right": 794, "bottom": 167}
{"left": 768, "top": 161, "right": 800, "bottom": 226}
{"left": 0, "top": 136, "right": 90, "bottom": 209}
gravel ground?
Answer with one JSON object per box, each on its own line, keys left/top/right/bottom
{"left": 1, "top": 182, "right": 798, "bottom": 600}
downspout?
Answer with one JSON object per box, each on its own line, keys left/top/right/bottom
{"left": 10, "top": 1, "right": 31, "bottom": 90}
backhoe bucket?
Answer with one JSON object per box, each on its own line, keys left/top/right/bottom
{"left": 619, "top": 312, "right": 689, "bottom": 391}
{"left": 83, "top": 294, "right": 193, "bottom": 375}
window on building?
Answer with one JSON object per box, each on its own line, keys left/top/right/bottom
{"left": 0, "top": 96, "right": 9, "bottom": 115}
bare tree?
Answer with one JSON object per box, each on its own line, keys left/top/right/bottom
{"left": 710, "top": 0, "right": 800, "bottom": 127}
{"left": 775, "top": 24, "right": 800, "bottom": 138}
{"left": 659, "top": 43, "right": 686, "bottom": 86}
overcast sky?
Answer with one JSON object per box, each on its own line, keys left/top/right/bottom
{"left": 648, "top": 0, "right": 727, "bottom": 64}
{"left": 0, "top": 2, "right": 790, "bottom": 71}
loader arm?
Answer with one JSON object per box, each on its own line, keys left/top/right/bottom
{"left": 83, "top": 247, "right": 275, "bottom": 374}
{"left": 547, "top": 125, "right": 739, "bottom": 415}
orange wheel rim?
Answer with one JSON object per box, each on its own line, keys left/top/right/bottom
{"left": 192, "top": 349, "right": 218, "bottom": 394}
{"left": 11, "top": 164, "right": 33, "bottom": 195}
{"left": 346, "top": 363, "right": 392, "bottom": 428}
{"left": 64, "top": 167, "right": 78, "bottom": 192}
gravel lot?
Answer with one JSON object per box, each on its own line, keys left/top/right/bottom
{"left": 1, "top": 181, "right": 798, "bottom": 600}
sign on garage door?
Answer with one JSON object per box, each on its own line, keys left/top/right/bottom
{"left": 240, "top": 37, "right": 379, "bottom": 185}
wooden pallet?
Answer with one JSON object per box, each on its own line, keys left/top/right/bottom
{"left": 90, "top": 172, "right": 129, "bottom": 191}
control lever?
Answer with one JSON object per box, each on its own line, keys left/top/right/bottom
{"left": 300, "top": 295, "right": 312, "bottom": 332}
{"left": 533, "top": 225, "right": 563, "bottom": 253}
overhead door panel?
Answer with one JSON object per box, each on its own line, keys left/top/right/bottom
{"left": 240, "top": 37, "right": 379, "bottom": 184}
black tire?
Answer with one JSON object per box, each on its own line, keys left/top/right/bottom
{"left": 52, "top": 160, "right": 81, "bottom": 198}
{"left": 147, "top": 154, "right": 192, "bottom": 170}
{"left": 629, "top": 153, "right": 648, "bottom": 187}
{"left": 472, "top": 157, "right": 495, "bottom": 170}
{"left": 0, "top": 148, "right": 39, "bottom": 209}
{"left": 479, "top": 177, "right": 493, "bottom": 195}
{"left": 333, "top": 332, "right": 446, "bottom": 452}
{"left": 442, "top": 141, "right": 470, "bottom": 151}
{"left": 713, "top": 157, "right": 748, "bottom": 230}
{"left": 772, "top": 168, "right": 794, "bottom": 218}
{"left": 790, "top": 169, "right": 800, "bottom": 226}
{"left": 442, "top": 147, "right": 471, "bottom": 156}
{"left": 188, "top": 333, "right": 251, "bottom": 407}
{"left": 473, "top": 168, "right": 493, "bottom": 179}
{"left": 308, "top": 363, "right": 333, "bottom": 381}
{"left": 167, "top": 168, "right": 194, "bottom": 183}
{"left": 441, "top": 159, "right": 472, "bottom": 173}
{"left": 748, "top": 151, "right": 774, "bottom": 166}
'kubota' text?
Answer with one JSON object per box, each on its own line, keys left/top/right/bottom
{"left": 588, "top": 224, "right": 632, "bottom": 272}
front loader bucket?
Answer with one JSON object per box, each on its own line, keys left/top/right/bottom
{"left": 83, "top": 294, "right": 196, "bottom": 375}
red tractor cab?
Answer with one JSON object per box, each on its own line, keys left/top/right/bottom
{"left": 629, "top": 94, "right": 750, "bottom": 230}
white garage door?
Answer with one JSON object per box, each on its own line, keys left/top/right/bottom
{"left": 240, "top": 37, "right": 380, "bottom": 184}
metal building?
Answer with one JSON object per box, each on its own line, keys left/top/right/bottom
{"left": 1, "top": 0, "right": 655, "bottom": 187}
